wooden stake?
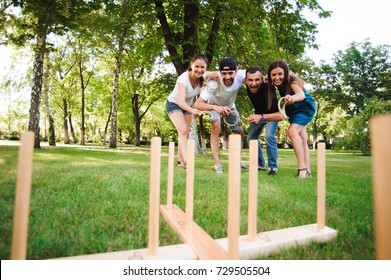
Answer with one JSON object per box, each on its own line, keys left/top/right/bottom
{"left": 147, "top": 137, "right": 161, "bottom": 256}
{"left": 167, "top": 141, "right": 175, "bottom": 207}
{"left": 370, "top": 115, "right": 391, "bottom": 260}
{"left": 317, "top": 142, "right": 326, "bottom": 231}
{"left": 228, "top": 134, "right": 241, "bottom": 259}
{"left": 11, "top": 131, "right": 35, "bottom": 260}
{"left": 248, "top": 140, "right": 258, "bottom": 241}
{"left": 186, "top": 139, "right": 195, "bottom": 229}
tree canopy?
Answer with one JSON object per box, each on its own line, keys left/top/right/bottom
{"left": 4, "top": 1, "right": 390, "bottom": 155}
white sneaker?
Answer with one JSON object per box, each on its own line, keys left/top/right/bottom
{"left": 214, "top": 164, "right": 223, "bottom": 174}
{"left": 241, "top": 163, "right": 248, "bottom": 169}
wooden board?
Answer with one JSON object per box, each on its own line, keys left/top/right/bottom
{"left": 215, "top": 224, "right": 337, "bottom": 260}
{"left": 52, "top": 243, "right": 197, "bottom": 260}
{"left": 160, "top": 204, "right": 229, "bottom": 260}
{"left": 53, "top": 223, "right": 337, "bottom": 260}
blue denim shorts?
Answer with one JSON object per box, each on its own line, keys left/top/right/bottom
{"left": 166, "top": 100, "right": 192, "bottom": 116}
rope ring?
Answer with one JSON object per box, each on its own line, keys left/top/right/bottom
{"left": 202, "top": 110, "right": 240, "bottom": 127}
{"left": 205, "top": 78, "right": 220, "bottom": 94}
{"left": 278, "top": 97, "right": 288, "bottom": 119}
{"left": 201, "top": 111, "right": 213, "bottom": 119}
{"left": 222, "top": 110, "right": 240, "bottom": 127}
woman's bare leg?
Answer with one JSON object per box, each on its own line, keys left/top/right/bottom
{"left": 169, "top": 112, "right": 192, "bottom": 163}
{"left": 288, "top": 124, "right": 307, "bottom": 178}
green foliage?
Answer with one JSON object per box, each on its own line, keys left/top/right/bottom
{"left": 319, "top": 40, "right": 391, "bottom": 116}
{"left": 11, "top": 0, "right": 101, "bottom": 38}
{"left": 334, "top": 100, "right": 391, "bottom": 155}
{"left": 150, "top": 0, "right": 330, "bottom": 73}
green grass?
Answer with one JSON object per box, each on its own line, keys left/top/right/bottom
{"left": 0, "top": 142, "right": 374, "bottom": 260}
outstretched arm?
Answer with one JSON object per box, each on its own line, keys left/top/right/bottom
{"left": 284, "top": 82, "right": 305, "bottom": 105}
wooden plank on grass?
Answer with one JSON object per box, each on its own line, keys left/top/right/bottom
{"left": 53, "top": 224, "right": 337, "bottom": 260}
{"left": 53, "top": 243, "right": 197, "bottom": 260}
{"left": 216, "top": 223, "right": 338, "bottom": 260}
{"left": 160, "top": 204, "right": 229, "bottom": 260}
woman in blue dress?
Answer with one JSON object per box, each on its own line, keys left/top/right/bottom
{"left": 267, "top": 60, "right": 316, "bottom": 178}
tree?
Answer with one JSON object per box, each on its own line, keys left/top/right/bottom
{"left": 86, "top": 0, "right": 150, "bottom": 148}
{"left": 152, "top": 0, "right": 329, "bottom": 71}
{"left": 43, "top": 53, "right": 56, "bottom": 145}
{"left": 321, "top": 40, "right": 391, "bottom": 117}
{"left": 49, "top": 41, "right": 78, "bottom": 144}
{"left": 339, "top": 100, "right": 391, "bottom": 155}
{"left": 7, "top": 0, "right": 101, "bottom": 148}
{"left": 72, "top": 37, "right": 95, "bottom": 145}
{"left": 0, "top": 1, "right": 14, "bottom": 44}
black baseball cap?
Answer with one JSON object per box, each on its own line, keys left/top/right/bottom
{"left": 219, "top": 57, "right": 237, "bottom": 71}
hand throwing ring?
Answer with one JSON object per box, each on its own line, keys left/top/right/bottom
{"left": 223, "top": 110, "right": 239, "bottom": 127}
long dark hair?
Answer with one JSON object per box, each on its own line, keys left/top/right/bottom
{"left": 188, "top": 53, "right": 208, "bottom": 86}
{"left": 267, "top": 60, "right": 304, "bottom": 109}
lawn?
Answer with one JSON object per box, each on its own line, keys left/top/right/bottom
{"left": 0, "top": 141, "right": 374, "bottom": 260}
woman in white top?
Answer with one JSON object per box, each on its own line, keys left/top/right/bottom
{"left": 166, "top": 54, "right": 209, "bottom": 167}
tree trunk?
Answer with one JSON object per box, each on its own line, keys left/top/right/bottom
{"left": 109, "top": 27, "right": 127, "bottom": 148}
{"left": 79, "top": 60, "right": 86, "bottom": 145}
{"left": 189, "top": 117, "right": 200, "bottom": 154}
{"left": 109, "top": 53, "right": 120, "bottom": 148}
{"left": 43, "top": 55, "right": 55, "bottom": 146}
{"left": 132, "top": 92, "right": 141, "bottom": 146}
{"left": 28, "top": 33, "right": 47, "bottom": 148}
{"left": 103, "top": 109, "right": 111, "bottom": 145}
{"left": 199, "top": 116, "right": 207, "bottom": 155}
{"left": 68, "top": 111, "right": 77, "bottom": 143}
{"left": 183, "top": 0, "right": 199, "bottom": 59}
{"left": 63, "top": 98, "right": 69, "bottom": 144}
{"left": 134, "top": 117, "right": 141, "bottom": 146}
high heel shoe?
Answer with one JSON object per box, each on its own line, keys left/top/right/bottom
{"left": 297, "top": 168, "right": 311, "bottom": 178}
{"left": 177, "top": 161, "right": 187, "bottom": 169}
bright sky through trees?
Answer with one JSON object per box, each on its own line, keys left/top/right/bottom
{"left": 304, "top": 0, "right": 390, "bottom": 63}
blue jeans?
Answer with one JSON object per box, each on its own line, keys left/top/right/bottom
{"left": 247, "top": 121, "right": 279, "bottom": 171}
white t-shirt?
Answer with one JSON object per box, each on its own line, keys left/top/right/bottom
{"left": 200, "top": 69, "right": 246, "bottom": 108}
{"left": 167, "top": 71, "right": 205, "bottom": 105}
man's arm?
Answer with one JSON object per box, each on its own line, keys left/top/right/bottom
{"left": 194, "top": 96, "right": 231, "bottom": 116}
{"left": 246, "top": 112, "right": 284, "bottom": 124}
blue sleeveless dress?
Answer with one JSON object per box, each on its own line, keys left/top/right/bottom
{"left": 283, "top": 88, "right": 316, "bottom": 126}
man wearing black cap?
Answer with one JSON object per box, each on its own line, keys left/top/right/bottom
{"left": 194, "top": 57, "right": 246, "bottom": 174}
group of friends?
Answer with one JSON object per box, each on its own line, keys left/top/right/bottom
{"left": 165, "top": 54, "right": 316, "bottom": 179}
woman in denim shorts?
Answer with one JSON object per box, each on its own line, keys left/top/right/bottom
{"left": 166, "top": 54, "right": 210, "bottom": 167}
